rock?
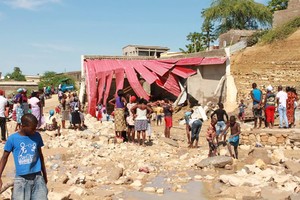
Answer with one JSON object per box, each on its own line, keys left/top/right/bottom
{"left": 159, "top": 137, "right": 179, "bottom": 147}
{"left": 260, "top": 187, "right": 290, "bottom": 200}
{"left": 289, "top": 193, "right": 300, "bottom": 200}
{"left": 284, "top": 160, "right": 300, "bottom": 175}
{"left": 68, "top": 186, "right": 86, "bottom": 196}
{"left": 270, "top": 149, "right": 285, "bottom": 165}
{"left": 225, "top": 164, "right": 233, "bottom": 170}
{"left": 196, "top": 156, "right": 233, "bottom": 168}
{"left": 157, "top": 188, "right": 164, "bottom": 194}
{"left": 143, "top": 187, "right": 156, "bottom": 193}
{"left": 130, "top": 180, "right": 142, "bottom": 188}
{"left": 48, "top": 191, "right": 71, "bottom": 200}
{"left": 110, "top": 167, "right": 123, "bottom": 181}
{"left": 246, "top": 148, "right": 271, "bottom": 164}
{"left": 194, "top": 175, "right": 202, "bottom": 180}
{"left": 273, "top": 174, "right": 290, "bottom": 184}
{"left": 254, "top": 159, "right": 266, "bottom": 169}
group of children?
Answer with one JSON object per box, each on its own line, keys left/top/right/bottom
{"left": 185, "top": 102, "right": 241, "bottom": 159}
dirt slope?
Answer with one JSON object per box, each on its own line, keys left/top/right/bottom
{"left": 231, "top": 29, "right": 300, "bottom": 102}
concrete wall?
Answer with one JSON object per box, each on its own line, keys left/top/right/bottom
{"left": 187, "top": 64, "right": 226, "bottom": 104}
{"left": 0, "top": 81, "right": 38, "bottom": 97}
{"left": 219, "top": 29, "right": 255, "bottom": 48}
{"left": 273, "top": 0, "right": 300, "bottom": 28}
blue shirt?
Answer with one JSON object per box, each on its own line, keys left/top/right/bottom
{"left": 252, "top": 89, "right": 262, "bottom": 105}
{"left": 4, "top": 132, "right": 44, "bottom": 176}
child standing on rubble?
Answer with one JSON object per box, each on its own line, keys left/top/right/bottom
{"left": 206, "top": 118, "right": 217, "bottom": 157}
{"left": 0, "top": 113, "right": 48, "bottom": 199}
{"left": 222, "top": 115, "right": 241, "bottom": 159}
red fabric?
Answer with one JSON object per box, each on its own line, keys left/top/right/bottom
{"left": 265, "top": 106, "right": 275, "bottom": 123}
{"left": 164, "top": 116, "right": 173, "bottom": 128}
{"left": 287, "top": 91, "right": 297, "bottom": 124}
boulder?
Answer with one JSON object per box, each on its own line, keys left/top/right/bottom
{"left": 196, "top": 156, "right": 233, "bottom": 168}
{"left": 246, "top": 148, "right": 271, "bottom": 164}
{"left": 289, "top": 193, "right": 300, "bottom": 200}
{"left": 260, "top": 187, "right": 290, "bottom": 200}
{"left": 284, "top": 160, "right": 300, "bottom": 175}
{"left": 159, "top": 137, "right": 179, "bottom": 147}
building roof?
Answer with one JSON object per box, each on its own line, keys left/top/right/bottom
{"left": 0, "top": 81, "right": 38, "bottom": 86}
{"left": 122, "top": 45, "right": 170, "bottom": 50}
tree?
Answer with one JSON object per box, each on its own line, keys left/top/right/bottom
{"left": 179, "top": 32, "right": 206, "bottom": 53}
{"left": 201, "top": 19, "right": 217, "bottom": 49}
{"left": 268, "top": 0, "right": 288, "bottom": 13}
{"left": 202, "top": 0, "right": 273, "bottom": 35}
{"left": 4, "top": 67, "right": 26, "bottom": 81}
{"left": 38, "top": 71, "right": 75, "bottom": 90}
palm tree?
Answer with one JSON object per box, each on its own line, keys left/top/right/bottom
{"left": 179, "top": 32, "right": 205, "bottom": 53}
{"left": 202, "top": 0, "right": 272, "bottom": 35}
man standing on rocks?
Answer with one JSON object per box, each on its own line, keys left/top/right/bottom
{"left": 276, "top": 85, "right": 289, "bottom": 128}
{"left": 250, "top": 83, "right": 263, "bottom": 129}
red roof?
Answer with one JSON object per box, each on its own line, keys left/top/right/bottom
{"left": 84, "top": 56, "right": 227, "bottom": 116}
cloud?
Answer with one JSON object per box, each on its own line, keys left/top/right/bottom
{"left": 1, "top": 0, "right": 62, "bottom": 10}
{"left": 31, "top": 43, "right": 76, "bottom": 52}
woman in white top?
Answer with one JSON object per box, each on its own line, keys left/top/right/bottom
{"left": 28, "top": 92, "right": 42, "bottom": 128}
{"left": 131, "top": 98, "right": 152, "bottom": 146}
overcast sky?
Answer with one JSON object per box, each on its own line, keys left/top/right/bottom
{"left": 0, "top": 0, "right": 268, "bottom": 76}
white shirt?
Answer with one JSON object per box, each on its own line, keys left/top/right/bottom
{"left": 0, "top": 95, "right": 8, "bottom": 118}
{"left": 28, "top": 97, "right": 40, "bottom": 109}
{"left": 276, "top": 91, "right": 288, "bottom": 108}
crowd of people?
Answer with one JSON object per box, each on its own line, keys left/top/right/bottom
{"left": 246, "top": 82, "right": 298, "bottom": 129}
{"left": 107, "top": 89, "right": 174, "bottom": 146}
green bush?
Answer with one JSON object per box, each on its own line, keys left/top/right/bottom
{"left": 247, "top": 30, "right": 269, "bottom": 46}
{"left": 260, "top": 17, "right": 300, "bottom": 44}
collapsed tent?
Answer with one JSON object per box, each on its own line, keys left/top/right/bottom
{"left": 84, "top": 57, "right": 227, "bottom": 116}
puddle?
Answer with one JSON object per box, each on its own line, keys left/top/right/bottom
{"left": 120, "top": 172, "right": 208, "bottom": 200}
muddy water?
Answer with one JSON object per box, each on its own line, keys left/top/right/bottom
{"left": 120, "top": 172, "right": 208, "bottom": 200}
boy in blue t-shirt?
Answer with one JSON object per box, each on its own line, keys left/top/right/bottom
{"left": 0, "top": 113, "right": 48, "bottom": 199}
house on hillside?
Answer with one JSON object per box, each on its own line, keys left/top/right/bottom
{"left": 122, "top": 45, "right": 169, "bottom": 58}
{"left": 273, "top": 0, "right": 300, "bottom": 28}
{"left": 79, "top": 49, "right": 231, "bottom": 117}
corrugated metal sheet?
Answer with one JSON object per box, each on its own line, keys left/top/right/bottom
{"left": 143, "top": 60, "right": 171, "bottom": 76}
{"left": 175, "top": 57, "right": 204, "bottom": 66}
{"left": 201, "top": 57, "right": 227, "bottom": 65}
{"left": 131, "top": 60, "right": 157, "bottom": 84}
{"left": 85, "top": 60, "right": 97, "bottom": 116}
{"left": 172, "top": 66, "right": 196, "bottom": 78}
{"left": 123, "top": 61, "right": 150, "bottom": 100}
{"left": 163, "top": 73, "right": 181, "bottom": 96}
